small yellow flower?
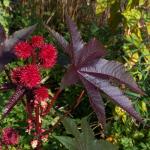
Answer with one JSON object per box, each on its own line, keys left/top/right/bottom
{"left": 115, "top": 106, "right": 126, "bottom": 117}
{"left": 141, "top": 101, "right": 147, "bottom": 112}
{"left": 115, "top": 106, "right": 127, "bottom": 122}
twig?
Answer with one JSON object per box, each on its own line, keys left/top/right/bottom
{"left": 41, "top": 90, "right": 85, "bottom": 136}
{"left": 42, "top": 88, "right": 63, "bottom": 116}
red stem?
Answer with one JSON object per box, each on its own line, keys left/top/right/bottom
{"left": 26, "top": 100, "right": 34, "bottom": 122}
{"left": 42, "top": 88, "right": 62, "bottom": 116}
{"left": 74, "top": 90, "right": 85, "bottom": 109}
{"left": 35, "top": 105, "right": 42, "bottom": 150}
{"left": 32, "top": 49, "right": 36, "bottom": 64}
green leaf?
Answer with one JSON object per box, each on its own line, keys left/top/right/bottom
{"left": 62, "top": 117, "right": 80, "bottom": 137}
{"left": 99, "top": 139, "right": 118, "bottom": 150}
{"left": 122, "top": 9, "right": 141, "bottom": 27}
{"left": 96, "top": 0, "right": 116, "bottom": 14}
{"left": 53, "top": 135, "right": 76, "bottom": 150}
{"left": 81, "top": 117, "right": 95, "bottom": 140}
{"left": 54, "top": 117, "right": 118, "bottom": 150}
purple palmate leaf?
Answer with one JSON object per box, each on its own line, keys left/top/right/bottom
{"left": 4, "top": 24, "right": 37, "bottom": 52}
{"left": 80, "top": 58, "right": 144, "bottom": 95}
{"left": 47, "top": 14, "right": 144, "bottom": 126}
{"left": 61, "top": 65, "right": 79, "bottom": 88}
{"left": 0, "top": 24, "right": 37, "bottom": 71}
{"left": 65, "top": 15, "right": 84, "bottom": 57}
{"left": 79, "top": 72, "right": 143, "bottom": 122}
{"left": 44, "top": 24, "right": 71, "bottom": 56}
{"left": 76, "top": 38, "right": 107, "bottom": 66}
{"left": 2, "top": 85, "right": 25, "bottom": 118}
{"left": 81, "top": 77, "right": 106, "bottom": 126}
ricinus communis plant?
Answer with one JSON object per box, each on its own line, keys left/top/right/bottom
{"left": 0, "top": 15, "right": 146, "bottom": 149}
{"left": 0, "top": 24, "right": 58, "bottom": 149}
{"left": 44, "top": 15, "right": 145, "bottom": 127}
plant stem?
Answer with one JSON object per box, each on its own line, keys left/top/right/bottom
{"left": 35, "top": 105, "right": 42, "bottom": 150}
{"left": 26, "top": 100, "right": 34, "bottom": 126}
{"left": 41, "top": 90, "right": 85, "bottom": 136}
{"left": 74, "top": 90, "right": 85, "bottom": 109}
{"left": 42, "top": 88, "right": 63, "bottom": 116}
{"left": 32, "top": 49, "right": 36, "bottom": 64}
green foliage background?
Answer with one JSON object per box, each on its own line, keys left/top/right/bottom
{"left": 0, "top": 0, "right": 149, "bottom": 149}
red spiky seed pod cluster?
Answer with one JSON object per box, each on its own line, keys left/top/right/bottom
{"left": 39, "top": 44, "right": 57, "bottom": 68}
{"left": 31, "top": 35, "right": 44, "bottom": 48}
{"left": 2, "top": 128, "right": 19, "bottom": 145}
{"left": 34, "top": 86, "right": 49, "bottom": 102}
{"left": 14, "top": 41, "right": 33, "bottom": 59}
{"left": 7, "top": 35, "right": 57, "bottom": 147}
{"left": 14, "top": 35, "right": 57, "bottom": 69}
{"left": 11, "top": 35, "right": 58, "bottom": 89}
{"left": 11, "top": 65, "right": 41, "bottom": 89}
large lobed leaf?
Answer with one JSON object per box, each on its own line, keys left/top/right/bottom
{"left": 44, "top": 24, "right": 71, "bottom": 56}
{"left": 0, "top": 24, "right": 37, "bottom": 71}
{"left": 79, "top": 72, "right": 143, "bottom": 123}
{"left": 65, "top": 15, "right": 84, "bottom": 57}
{"left": 61, "top": 65, "right": 79, "bottom": 88}
{"left": 76, "top": 38, "right": 107, "bottom": 66}
{"left": 54, "top": 117, "right": 118, "bottom": 150}
{"left": 80, "top": 78, "right": 106, "bottom": 126}
{"left": 80, "top": 58, "right": 144, "bottom": 95}
{"left": 47, "top": 14, "right": 144, "bottom": 126}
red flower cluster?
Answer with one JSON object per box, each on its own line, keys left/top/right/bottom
{"left": 2, "top": 128, "right": 19, "bottom": 145}
{"left": 31, "top": 35, "right": 44, "bottom": 48}
{"left": 14, "top": 41, "right": 33, "bottom": 59}
{"left": 14, "top": 35, "right": 57, "bottom": 69}
{"left": 11, "top": 65, "right": 41, "bottom": 88}
{"left": 39, "top": 44, "right": 57, "bottom": 68}
{"left": 8, "top": 35, "right": 58, "bottom": 147}
{"left": 34, "top": 86, "right": 49, "bottom": 102}
{"left": 11, "top": 67, "right": 22, "bottom": 84}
